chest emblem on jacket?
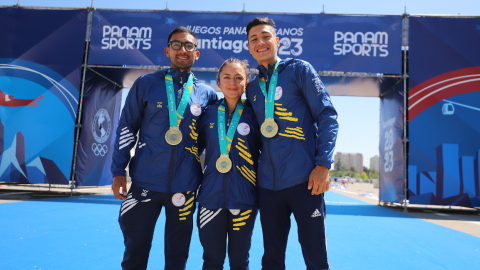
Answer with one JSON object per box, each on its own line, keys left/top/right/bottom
{"left": 209, "top": 123, "right": 215, "bottom": 129}
{"left": 237, "top": 123, "right": 250, "bottom": 136}
{"left": 253, "top": 95, "right": 256, "bottom": 102}
{"left": 190, "top": 103, "right": 202, "bottom": 116}
{"left": 157, "top": 102, "right": 163, "bottom": 108}
{"left": 275, "top": 86, "right": 283, "bottom": 100}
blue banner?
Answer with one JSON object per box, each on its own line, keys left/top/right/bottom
{"left": 0, "top": 8, "right": 87, "bottom": 184}
{"left": 408, "top": 17, "right": 480, "bottom": 207}
{"left": 379, "top": 84, "right": 404, "bottom": 203}
{"left": 75, "top": 71, "right": 122, "bottom": 186}
{"left": 89, "top": 10, "right": 402, "bottom": 74}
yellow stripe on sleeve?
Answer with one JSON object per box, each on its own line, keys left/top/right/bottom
{"left": 233, "top": 222, "right": 246, "bottom": 227}
{"left": 238, "top": 138, "right": 245, "bottom": 143}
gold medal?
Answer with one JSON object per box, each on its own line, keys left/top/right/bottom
{"left": 261, "top": 118, "right": 278, "bottom": 138}
{"left": 165, "top": 127, "right": 182, "bottom": 145}
{"left": 216, "top": 154, "right": 232, "bottom": 173}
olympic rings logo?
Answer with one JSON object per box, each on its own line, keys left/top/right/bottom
{"left": 92, "top": 143, "right": 108, "bottom": 156}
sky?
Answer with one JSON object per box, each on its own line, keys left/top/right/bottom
{"left": 5, "top": 0, "right": 479, "bottom": 168}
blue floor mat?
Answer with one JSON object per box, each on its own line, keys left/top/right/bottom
{"left": 1, "top": 192, "right": 479, "bottom": 269}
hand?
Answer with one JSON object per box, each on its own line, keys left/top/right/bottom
{"left": 308, "top": 166, "right": 330, "bottom": 195}
{"left": 112, "top": 176, "right": 127, "bottom": 200}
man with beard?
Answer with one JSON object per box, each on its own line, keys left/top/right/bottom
{"left": 111, "top": 27, "right": 218, "bottom": 270}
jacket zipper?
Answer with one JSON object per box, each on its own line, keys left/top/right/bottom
{"left": 169, "top": 72, "right": 183, "bottom": 193}
{"left": 268, "top": 139, "right": 277, "bottom": 190}
{"left": 265, "top": 71, "right": 277, "bottom": 190}
{"left": 223, "top": 111, "right": 232, "bottom": 208}
{"left": 168, "top": 147, "right": 175, "bottom": 193}
{"left": 223, "top": 173, "right": 228, "bottom": 208}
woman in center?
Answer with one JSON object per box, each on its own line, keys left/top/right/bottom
{"left": 197, "top": 58, "right": 261, "bottom": 270}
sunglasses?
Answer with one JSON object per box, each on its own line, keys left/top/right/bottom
{"left": 168, "top": 40, "right": 197, "bottom": 52}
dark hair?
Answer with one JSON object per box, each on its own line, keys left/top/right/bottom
{"left": 167, "top": 27, "right": 197, "bottom": 44}
{"left": 217, "top": 58, "right": 249, "bottom": 81}
{"left": 246, "top": 17, "right": 276, "bottom": 39}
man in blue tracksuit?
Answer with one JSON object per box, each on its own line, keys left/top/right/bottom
{"left": 111, "top": 27, "right": 218, "bottom": 270}
{"left": 245, "top": 18, "right": 339, "bottom": 270}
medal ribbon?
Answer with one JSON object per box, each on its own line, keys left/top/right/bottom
{"left": 218, "top": 99, "right": 244, "bottom": 155}
{"left": 165, "top": 69, "right": 194, "bottom": 127}
{"left": 258, "top": 57, "right": 281, "bottom": 119}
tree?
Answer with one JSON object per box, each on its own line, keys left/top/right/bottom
{"left": 334, "top": 161, "right": 342, "bottom": 171}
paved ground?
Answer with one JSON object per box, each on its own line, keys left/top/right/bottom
{"left": 330, "top": 182, "right": 480, "bottom": 237}
{"left": 0, "top": 184, "right": 116, "bottom": 203}
{"left": 2, "top": 182, "right": 479, "bottom": 238}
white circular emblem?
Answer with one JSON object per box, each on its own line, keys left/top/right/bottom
{"left": 237, "top": 123, "right": 251, "bottom": 136}
{"left": 190, "top": 103, "right": 202, "bottom": 116}
{"left": 92, "top": 108, "right": 112, "bottom": 143}
{"left": 172, "top": 193, "right": 186, "bottom": 207}
{"left": 275, "top": 86, "right": 283, "bottom": 101}
{"left": 229, "top": 209, "right": 240, "bottom": 215}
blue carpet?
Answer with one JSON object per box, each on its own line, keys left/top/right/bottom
{"left": 0, "top": 192, "right": 479, "bottom": 269}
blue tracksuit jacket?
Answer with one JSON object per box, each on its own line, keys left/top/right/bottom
{"left": 111, "top": 68, "right": 218, "bottom": 193}
{"left": 197, "top": 99, "right": 261, "bottom": 209}
{"left": 245, "top": 58, "right": 339, "bottom": 191}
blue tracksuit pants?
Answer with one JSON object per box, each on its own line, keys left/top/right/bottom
{"left": 118, "top": 183, "right": 196, "bottom": 270}
{"left": 197, "top": 206, "right": 258, "bottom": 270}
{"left": 259, "top": 181, "right": 329, "bottom": 270}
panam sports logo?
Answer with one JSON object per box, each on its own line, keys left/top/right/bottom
{"left": 333, "top": 31, "right": 388, "bottom": 57}
{"left": 101, "top": 25, "right": 152, "bottom": 50}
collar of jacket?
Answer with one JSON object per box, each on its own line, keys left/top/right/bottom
{"left": 256, "top": 57, "right": 290, "bottom": 79}
{"left": 155, "top": 68, "right": 198, "bottom": 85}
